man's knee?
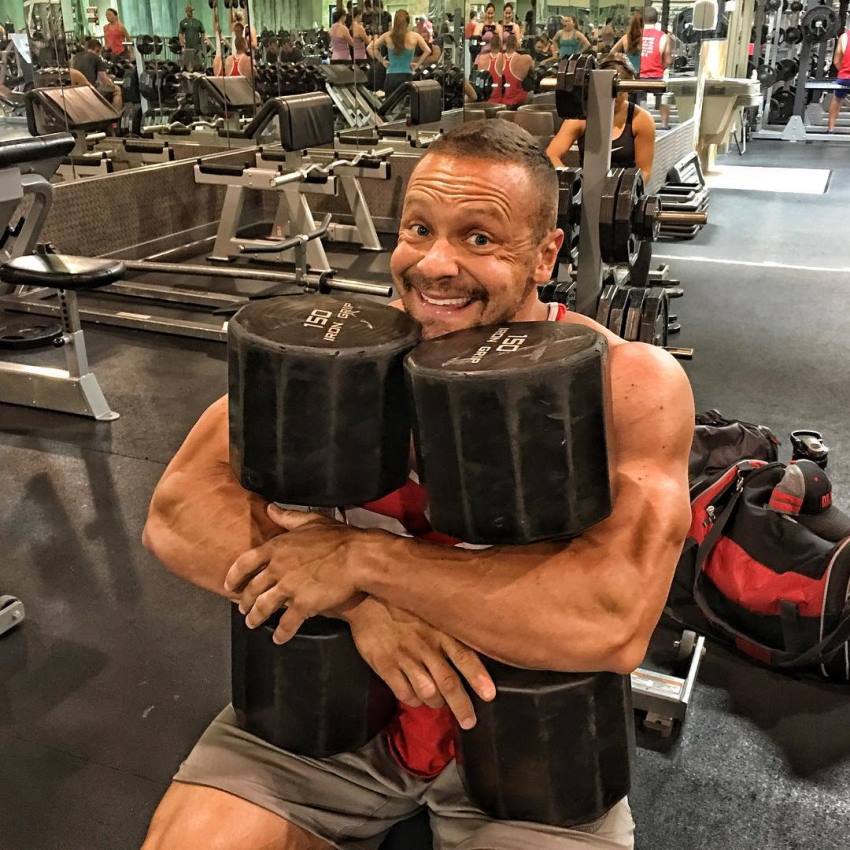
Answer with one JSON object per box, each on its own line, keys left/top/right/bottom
{"left": 141, "top": 782, "right": 331, "bottom": 850}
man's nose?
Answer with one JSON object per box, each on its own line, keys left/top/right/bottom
{"left": 416, "top": 237, "right": 460, "bottom": 280}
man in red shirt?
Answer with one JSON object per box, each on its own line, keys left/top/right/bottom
{"left": 640, "top": 6, "right": 672, "bottom": 129}
{"left": 464, "top": 9, "right": 478, "bottom": 40}
{"left": 140, "top": 120, "right": 693, "bottom": 850}
{"left": 828, "top": 29, "right": 850, "bottom": 131}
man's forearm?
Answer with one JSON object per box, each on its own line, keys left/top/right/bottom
{"left": 352, "top": 475, "right": 687, "bottom": 674}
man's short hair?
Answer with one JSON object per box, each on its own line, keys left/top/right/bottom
{"left": 85, "top": 37, "right": 101, "bottom": 51}
{"left": 425, "top": 120, "right": 558, "bottom": 241}
{"left": 106, "top": 7, "right": 118, "bottom": 15}
{"left": 644, "top": 6, "right": 658, "bottom": 24}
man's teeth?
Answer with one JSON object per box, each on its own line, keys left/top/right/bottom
{"left": 420, "top": 292, "right": 470, "bottom": 307}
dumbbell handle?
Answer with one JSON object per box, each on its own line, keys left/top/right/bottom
{"left": 616, "top": 79, "right": 668, "bottom": 94}
{"left": 656, "top": 210, "right": 708, "bottom": 225}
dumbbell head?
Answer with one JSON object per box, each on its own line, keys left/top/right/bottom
{"left": 228, "top": 295, "right": 420, "bottom": 507}
{"left": 405, "top": 322, "right": 613, "bottom": 543}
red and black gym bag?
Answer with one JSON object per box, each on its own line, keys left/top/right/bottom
{"left": 677, "top": 459, "right": 850, "bottom": 682}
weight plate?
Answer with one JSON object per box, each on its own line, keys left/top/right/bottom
{"left": 801, "top": 6, "right": 837, "bottom": 42}
{"left": 613, "top": 169, "right": 643, "bottom": 266}
{"left": 599, "top": 169, "right": 624, "bottom": 265}
{"left": 596, "top": 283, "right": 619, "bottom": 328}
{"left": 607, "top": 285, "right": 633, "bottom": 338}
{"left": 783, "top": 25, "right": 803, "bottom": 44}
{"left": 638, "top": 287, "right": 669, "bottom": 347}
{"left": 624, "top": 287, "right": 648, "bottom": 341}
{"left": 0, "top": 319, "right": 63, "bottom": 350}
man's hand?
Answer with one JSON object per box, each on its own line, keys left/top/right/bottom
{"left": 224, "top": 507, "right": 367, "bottom": 644}
{"left": 345, "top": 596, "right": 496, "bottom": 729}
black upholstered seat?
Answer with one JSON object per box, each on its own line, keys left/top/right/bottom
{"left": 0, "top": 254, "right": 125, "bottom": 291}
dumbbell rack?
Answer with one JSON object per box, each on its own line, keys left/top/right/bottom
{"left": 567, "top": 68, "right": 697, "bottom": 359}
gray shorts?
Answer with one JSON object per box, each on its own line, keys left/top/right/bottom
{"left": 175, "top": 706, "right": 635, "bottom": 850}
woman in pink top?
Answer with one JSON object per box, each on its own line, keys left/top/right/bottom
{"left": 330, "top": 9, "right": 355, "bottom": 63}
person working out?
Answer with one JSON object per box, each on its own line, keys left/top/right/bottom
{"left": 278, "top": 36, "right": 303, "bottom": 64}
{"left": 499, "top": 33, "right": 534, "bottom": 107}
{"left": 178, "top": 5, "right": 209, "bottom": 71}
{"left": 546, "top": 53, "right": 655, "bottom": 182}
{"left": 330, "top": 9, "right": 355, "bottom": 63}
{"left": 465, "top": 9, "right": 477, "bottom": 40}
{"left": 368, "top": 9, "right": 431, "bottom": 97}
{"left": 103, "top": 8, "right": 129, "bottom": 59}
{"left": 640, "top": 6, "right": 671, "bottom": 129}
{"left": 828, "top": 28, "right": 850, "bottom": 131}
{"left": 613, "top": 11, "right": 643, "bottom": 76}
{"left": 350, "top": 8, "right": 371, "bottom": 64}
{"left": 140, "top": 117, "right": 693, "bottom": 850}
{"left": 599, "top": 17, "right": 616, "bottom": 52}
{"left": 70, "top": 38, "right": 123, "bottom": 112}
{"left": 553, "top": 15, "right": 590, "bottom": 60}
{"left": 475, "top": 32, "right": 504, "bottom": 102}
{"left": 213, "top": 34, "right": 252, "bottom": 78}
{"left": 474, "top": 3, "right": 502, "bottom": 55}
{"left": 501, "top": 3, "right": 523, "bottom": 44}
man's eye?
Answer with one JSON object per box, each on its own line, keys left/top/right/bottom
{"left": 469, "top": 233, "right": 490, "bottom": 247}
{"left": 410, "top": 224, "right": 429, "bottom": 237}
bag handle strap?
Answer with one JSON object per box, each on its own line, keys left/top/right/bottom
{"left": 691, "top": 468, "right": 850, "bottom": 669}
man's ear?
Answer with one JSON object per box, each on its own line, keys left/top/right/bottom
{"left": 532, "top": 228, "right": 565, "bottom": 285}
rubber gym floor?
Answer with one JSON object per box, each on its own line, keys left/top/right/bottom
{"left": 2, "top": 139, "right": 850, "bottom": 850}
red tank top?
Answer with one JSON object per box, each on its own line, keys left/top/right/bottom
{"left": 500, "top": 53, "right": 529, "bottom": 107}
{"left": 229, "top": 56, "right": 242, "bottom": 76}
{"left": 487, "top": 54, "right": 503, "bottom": 103}
{"left": 640, "top": 27, "right": 665, "bottom": 78}
{"left": 839, "top": 33, "right": 850, "bottom": 79}
{"left": 346, "top": 301, "right": 569, "bottom": 778}
{"left": 104, "top": 23, "right": 125, "bottom": 55}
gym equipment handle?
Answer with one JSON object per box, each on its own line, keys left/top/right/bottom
{"left": 616, "top": 80, "right": 668, "bottom": 94}
{"left": 122, "top": 260, "right": 393, "bottom": 298}
{"left": 656, "top": 210, "right": 709, "bottom": 225}
{"left": 240, "top": 214, "right": 333, "bottom": 254}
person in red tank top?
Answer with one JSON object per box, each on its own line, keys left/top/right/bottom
{"left": 498, "top": 34, "right": 534, "bottom": 108}
{"left": 142, "top": 119, "right": 695, "bottom": 850}
{"left": 103, "top": 8, "right": 129, "bottom": 58}
{"left": 640, "top": 6, "right": 672, "bottom": 128}
{"left": 828, "top": 30, "right": 850, "bottom": 131}
{"left": 475, "top": 31, "right": 504, "bottom": 103}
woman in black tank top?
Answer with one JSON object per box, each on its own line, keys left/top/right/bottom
{"left": 545, "top": 53, "right": 656, "bottom": 184}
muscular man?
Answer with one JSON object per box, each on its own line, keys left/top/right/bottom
{"left": 640, "top": 6, "right": 672, "bottom": 129}
{"left": 141, "top": 119, "right": 694, "bottom": 850}
{"left": 828, "top": 28, "right": 850, "bottom": 132}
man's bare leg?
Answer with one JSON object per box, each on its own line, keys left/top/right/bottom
{"left": 828, "top": 95, "right": 842, "bottom": 131}
{"left": 141, "top": 782, "right": 335, "bottom": 850}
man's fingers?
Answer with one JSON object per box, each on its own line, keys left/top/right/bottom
{"left": 399, "top": 658, "right": 445, "bottom": 709}
{"left": 272, "top": 604, "right": 308, "bottom": 645}
{"left": 245, "top": 586, "right": 289, "bottom": 629}
{"left": 423, "top": 653, "right": 477, "bottom": 730}
{"left": 444, "top": 638, "right": 497, "bottom": 702}
{"left": 224, "top": 545, "right": 270, "bottom": 593}
{"left": 238, "top": 571, "right": 277, "bottom": 616}
{"left": 369, "top": 658, "right": 423, "bottom": 707}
